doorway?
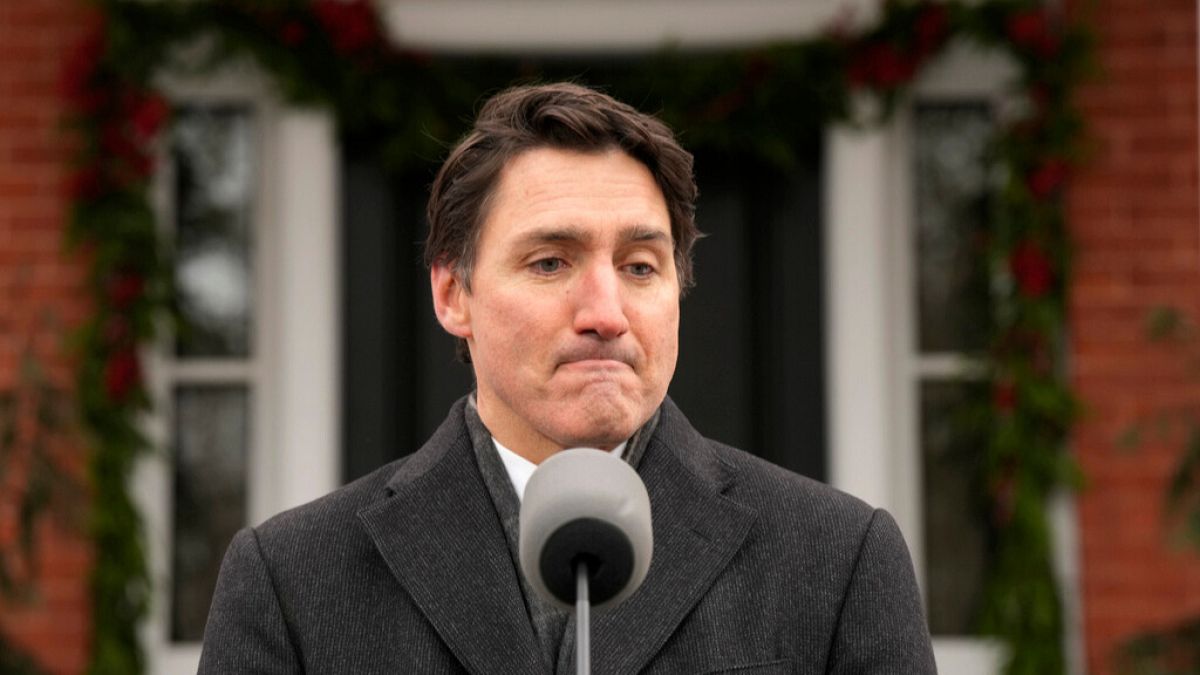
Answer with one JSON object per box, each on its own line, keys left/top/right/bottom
{"left": 340, "top": 100, "right": 825, "bottom": 482}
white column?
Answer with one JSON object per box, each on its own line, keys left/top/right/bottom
{"left": 823, "top": 124, "right": 895, "bottom": 509}
{"left": 272, "top": 110, "right": 341, "bottom": 510}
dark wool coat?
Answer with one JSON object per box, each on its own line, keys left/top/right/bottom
{"left": 198, "top": 397, "right": 936, "bottom": 674}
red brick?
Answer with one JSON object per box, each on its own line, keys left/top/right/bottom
{"left": 1068, "top": 0, "right": 1200, "bottom": 671}
{"left": 0, "top": 2, "right": 94, "bottom": 673}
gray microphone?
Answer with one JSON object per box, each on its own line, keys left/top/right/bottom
{"left": 519, "top": 447, "right": 653, "bottom": 675}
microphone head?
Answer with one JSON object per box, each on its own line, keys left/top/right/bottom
{"left": 518, "top": 447, "right": 652, "bottom": 611}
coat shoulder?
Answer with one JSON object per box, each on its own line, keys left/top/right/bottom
{"left": 648, "top": 422, "right": 935, "bottom": 673}
{"left": 251, "top": 457, "right": 407, "bottom": 556}
{"left": 713, "top": 441, "right": 874, "bottom": 521}
{"left": 252, "top": 396, "right": 472, "bottom": 554}
{"left": 704, "top": 440, "right": 885, "bottom": 559}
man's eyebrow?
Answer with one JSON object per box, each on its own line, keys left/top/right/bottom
{"left": 513, "top": 226, "right": 593, "bottom": 248}
{"left": 511, "top": 225, "right": 671, "bottom": 248}
{"left": 620, "top": 225, "right": 672, "bottom": 245}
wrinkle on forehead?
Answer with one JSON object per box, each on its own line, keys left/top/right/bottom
{"left": 496, "top": 147, "right": 664, "bottom": 208}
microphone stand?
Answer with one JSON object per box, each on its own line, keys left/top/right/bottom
{"left": 575, "top": 559, "right": 590, "bottom": 675}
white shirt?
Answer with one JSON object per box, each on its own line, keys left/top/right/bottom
{"left": 492, "top": 439, "right": 628, "bottom": 502}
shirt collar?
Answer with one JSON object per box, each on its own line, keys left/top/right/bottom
{"left": 492, "top": 437, "right": 629, "bottom": 502}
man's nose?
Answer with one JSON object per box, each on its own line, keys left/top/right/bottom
{"left": 572, "top": 263, "right": 630, "bottom": 340}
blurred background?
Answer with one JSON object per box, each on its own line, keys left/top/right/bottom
{"left": 0, "top": 1, "right": 1197, "bottom": 674}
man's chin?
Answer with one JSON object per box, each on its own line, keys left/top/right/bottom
{"left": 548, "top": 397, "right": 650, "bottom": 448}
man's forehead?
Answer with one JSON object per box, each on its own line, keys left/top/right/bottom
{"left": 499, "top": 146, "right": 656, "bottom": 188}
{"left": 481, "top": 147, "right": 673, "bottom": 247}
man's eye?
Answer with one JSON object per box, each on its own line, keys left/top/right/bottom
{"left": 627, "top": 262, "right": 655, "bottom": 277}
{"left": 533, "top": 258, "right": 564, "bottom": 274}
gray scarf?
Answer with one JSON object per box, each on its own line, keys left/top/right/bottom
{"left": 463, "top": 396, "right": 660, "bottom": 673}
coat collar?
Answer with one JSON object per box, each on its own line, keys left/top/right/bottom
{"left": 587, "top": 398, "right": 756, "bottom": 674}
{"left": 358, "top": 397, "right": 756, "bottom": 675}
{"left": 357, "top": 398, "right": 545, "bottom": 675}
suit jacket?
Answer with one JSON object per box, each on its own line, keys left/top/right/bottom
{"left": 198, "top": 397, "right": 936, "bottom": 674}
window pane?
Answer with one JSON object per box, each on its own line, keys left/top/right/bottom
{"left": 921, "top": 379, "right": 990, "bottom": 635}
{"left": 913, "top": 103, "right": 993, "bottom": 354}
{"left": 171, "top": 385, "right": 249, "bottom": 642}
{"left": 171, "top": 106, "right": 256, "bottom": 358}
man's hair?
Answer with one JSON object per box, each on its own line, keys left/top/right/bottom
{"left": 424, "top": 82, "right": 700, "bottom": 362}
{"left": 425, "top": 82, "right": 700, "bottom": 290}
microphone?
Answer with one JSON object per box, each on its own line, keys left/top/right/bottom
{"left": 518, "top": 447, "right": 653, "bottom": 611}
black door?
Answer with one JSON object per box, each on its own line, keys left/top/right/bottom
{"left": 340, "top": 144, "right": 825, "bottom": 482}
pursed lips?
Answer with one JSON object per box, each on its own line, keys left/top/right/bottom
{"left": 560, "top": 358, "right": 630, "bottom": 371}
{"left": 554, "top": 346, "right": 637, "bottom": 372}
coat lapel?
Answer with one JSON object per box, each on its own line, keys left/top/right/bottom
{"left": 357, "top": 403, "right": 545, "bottom": 675}
{"left": 590, "top": 400, "right": 757, "bottom": 675}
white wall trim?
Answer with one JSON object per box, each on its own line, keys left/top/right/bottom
{"left": 382, "top": 0, "right": 879, "bottom": 53}
{"left": 270, "top": 110, "right": 342, "bottom": 512}
{"left": 823, "top": 122, "right": 897, "bottom": 510}
{"left": 1052, "top": 489, "right": 1085, "bottom": 675}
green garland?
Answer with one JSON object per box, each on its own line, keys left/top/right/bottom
{"left": 52, "top": 0, "right": 1090, "bottom": 673}
{"left": 0, "top": 343, "right": 76, "bottom": 675}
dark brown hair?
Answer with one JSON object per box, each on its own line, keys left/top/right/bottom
{"left": 425, "top": 82, "right": 700, "bottom": 290}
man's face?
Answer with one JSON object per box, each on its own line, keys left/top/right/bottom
{"left": 431, "top": 147, "right": 680, "bottom": 462}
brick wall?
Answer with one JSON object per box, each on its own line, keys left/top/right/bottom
{"left": 1068, "top": 0, "right": 1200, "bottom": 673}
{"left": 0, "top": 1, "right": 94, "bottom": 674}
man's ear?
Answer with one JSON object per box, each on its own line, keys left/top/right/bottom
{"left": 430, "top": 263, "right": 472, "bottom": 339}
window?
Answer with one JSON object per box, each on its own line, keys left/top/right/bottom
{"left": 823, "top": 47, "right": 1083, "bottom": 672}
{"left": 910, "top": 102, "right": 994, "bottom": 637}
{"left": 900, "top": 92, "right": 1082, "bottom": 673}
{"left": 166, "top": 105, "right": 261, "bottom": 643}
{"left": 137, "top": 73, "right": 340, "bottom": 672}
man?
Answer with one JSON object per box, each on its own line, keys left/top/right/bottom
{"left": 199, "top": 83, "right": 936, "bottom": 674}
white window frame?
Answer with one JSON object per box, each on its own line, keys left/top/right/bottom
{"left": 825, "top": 43, "right": 1083, "bottom": 674}
{"left": 136, "top": 62, "right": 341, "bottom": 675}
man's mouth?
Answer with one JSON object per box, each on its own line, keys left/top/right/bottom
{"left": 556, "top": 345, "right": 636, "bottom": 370}
{"left": 561, "top": 358, "right": 628, "bottom": 370}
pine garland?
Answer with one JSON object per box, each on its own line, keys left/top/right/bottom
{"left": 51, "top": 1, "right": 1092, "bottom": 673}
